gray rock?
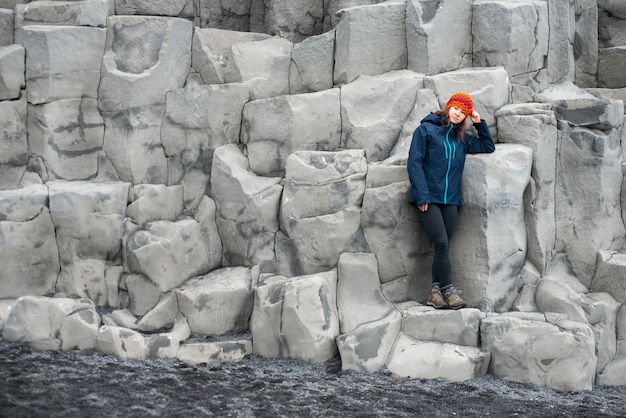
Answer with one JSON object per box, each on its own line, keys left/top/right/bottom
{"left": 386, "top": 332, "right": 491, "bottom": 382}
{"left": 0, "top": 44, "right": 24, "bottom": 100}
{"left": 289, "top": 30, "right": 335, "bottom": 94}
{"left": 400, "top": 306, "right": 484, "bottom": 347}
{"left": 27, "top": 98, "right": 104, "bottom": 181}
{"left": 334, "top": 1, "right": 407, "bottom": 85}
{"left": 406, "top": 0, "right": 472, "bottom": 75}
{"left": 15, "top": 25, "right": 106, "bottom": 104}
{"left": 223, "top": 36, "right": 292, "bottom": 100}
{"left": 127, "top": 184, "right": 184, "bottom": 226}
{"left": 114, "top": 0, "right": 194, "bottom": 18}
{"left": 96, "top": 324, "right": 148, "bottom": 359}
{"left": 16, "top": 0, "right": 114, "bottom": 27}
{"left": 0, "top": 8, "right": 14, "bottom": 46}
{"left": 211, "top": 144, "right": 282, "bottom": 270}
{"left": 174, "top": 266, "right": 254, "bottom": 335}
{"left": 191, "top": 28, "right": 269, "bottom": 85}
{"left": 242, "top": 88, "right": 341, "bottom": 177}
{"left": 196, "top": 0, "right": 252, "bottom": 31}
{"left": 340, "top": 70, "right": 424, "bottom": 162}
{"left": 250, "top": 0, "right": 324, "bottom": 42}
{"left": 593, "top": 250, "right": 626, "bottom": 303}
{"left": 98, "top": 16, "right": 192, "bottom": 113}
{"left": 481, "top": 313, "right": 597, "bottom": 391}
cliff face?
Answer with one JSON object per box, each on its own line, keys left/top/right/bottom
{"left": 1, "top": 0, "right": 626, "bottom": 391}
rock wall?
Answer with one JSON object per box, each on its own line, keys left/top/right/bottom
{"left": 1, "top": 0, "right": 626, "bottom": 391}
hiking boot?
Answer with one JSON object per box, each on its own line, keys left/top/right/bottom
{"left": 443, "top": 286, "right": 466, "bottom": 310}
{"left": 426, "top": 287, "right": 447, "bottom": 309}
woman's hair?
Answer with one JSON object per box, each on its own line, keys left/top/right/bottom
{"left": 434, "top": 108, "right": 467, "bottom": 141}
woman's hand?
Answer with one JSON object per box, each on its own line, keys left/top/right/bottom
{"left": 418, "top": 203, "right": 429, "bottom": 212}
{"left": 470, "top": 111, "right": 481, "bottom": 124}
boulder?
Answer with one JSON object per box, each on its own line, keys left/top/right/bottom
{"left": 0, "top": 44, "right": 24, "bottom": 100}
{"left": 340, "top": 70, "right": 424, "bottom": 162}
{"left": 223, "top": 36, "right": 292, "bottom": 100}
{"left": 400, "top": 306, "right": 484, "bottom": 347}
{"left": 3, "top": 296, "right": 100, "bottom": 352}
{"left": 210, "top": 144, "right": 282, "bottom": 270}
{"left": 279, "top": 150, "right": 367, "bottom": 275}
{"left": 191, "top": 28, "right": 269, "bottom": 85}
{"left": 176, "top": 339, "right": 253, "bottom": 365}
{"left": 96, "top": 325, "right": 148, "bottom": 359}
{"left": 174, "top": 266, "right": 254, "bottom": 336}
{"left": 242, "top": 88, "right": 341, "bottom": 177}
{"left": 334, "top": 1, "right": 407, "bottom": 85}
{"left": 98, "top": 16, "right": 192, "bottom": 113}
{"left": 481, "top": 314, "right": 597, "bottom": 391}
{"left": 386, "top": 332, "right": 490, "bottom": 382}
{"left": 406, "top": 0, "right": 472, "bottom": 75}
{"left": 161, "top": 83, "right": 249, "bottom": 209}
{"left": 250, "top": 270, "right": 339, "bottom": 364}
{"left": 124, "top": 218, "right": 215, "bottom": 293}
{"left": 289, "top": 30, "right": 335, "bottom": 94}
{"left": 250, "top": 0, "right": 324, "bottom": 42}
{"left": 27, "top": 98, "right": 104, "bottom": 181}
{"left": 48, "top": 181, "right": 130, "bottom": 299}
{"left": 15, "top": 0, "right": 114, "bottom": 27}
{"left": 15, "top": 25, "right": 106, "bottom": 104}
{"left": 496, "top": 103, "right": 557, "bottom": 275}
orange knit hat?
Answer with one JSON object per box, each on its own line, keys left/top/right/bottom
{"left": 445, "top": 92, "right": 473, "bottom": 117}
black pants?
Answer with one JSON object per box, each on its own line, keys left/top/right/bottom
{"left": 417, "top": 203, "right": 458, "bottom": 288}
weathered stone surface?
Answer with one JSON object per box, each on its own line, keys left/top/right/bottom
{"left": 386, "top": 332, "right": 490, "bottom": 382}
{"left": 191, "top": 28, "right": 269, "bottom": 85}
{"left": 496, "top": 103, "right": 557, "bottom": 275}
{"left": 174, "top": 266, "right": 254, "bottom": 336}
{"left": 334, "top": 1, "right": 407, "bottom": 85}
{"left": 401, "top": 306, "right": 484, "bottom": 347}
{"left": 535, "top": 278, "right": 588, "bottom": 323}
{"left": 340, "top": 70, "right": 424, "bottom": 162}
{"left": 98, "top": 16, "right": 192, "bottom": 113}
{"left": 289, "top": 29, "right": 335, "bottom": 94}
{"left": 336, "top": 309, "right": 401, "bottom": 373}
{"left": 242, "top": 88, "right": 341, "bottom": 177}
{"left": 15, "top": 25, "right": 106, "bottom": 104}
{"left": 27, "top": 98, "right": 104, "bottom": 181}
{"left": 250, "top": 0, "right": 324, "bottom": 42}
{"left": 598, "top": 46, "right": 626, "bottom": 88}
{"left": 96, "top": 325, "right": 148, "bottom": 359}
{"left": 424, "top": 66, "right": 510, "bottom": 131}
{"left": 16, "top": 0, "right": 114, "bottom": 27}
{"left": 280, "top": 150, "right": 367, "bottom": 276}
{"left": 223, "top": 36, "right": 292, "bottom": 100}
{"left": 0, "top": 299, "right": 15, "bottom": 330}
{"left": 593, "top": 251, "right": 626, "bottom": 303}
{"left": 597, "top": 340, "right": 626, "bottom": 386}
{"left": 197, "top": 0, "right": 252, "bottom": 31}
{"left": 406, "top": 0, "right": 472, "bottom": 76}
{"left": 545, "top": 0, "right": 576, "bottom": 84}
{"left": 586, "top": 292, "right": 620, "bottom": 374}
{"left": 511, "top": 284, "right": 539, "bottom": 313}
{"left": 3, "top": 296, "right": 99, "bottom": 352}
{"left": 49, "top": 181, "right": 130, "bottom": 299}
{"left": 250, "top": 270, "right": 339, "bottom": 363}
{"left": 102, "top": 105, "right": 168, "bottom": 184}
{"left": 147, "top": 313, "right": 190, "bottom": 358}
{"left": 127, "top": 184, "right": 183, "bottom": 225}
{"left": 136, "top": 292, "right": 178, "bottom": 332}
{"left": 0, "top": 44, "right": 24, "bottom": 100}
{"left": 114, "top": 0, "right": 194, "bottom": 18}
{"left": 176, "top": 339, "right": 253, "bottom": 365}
{"left": 211, "top": 144, "right": 282, "bottom": 270}
{"left": 553, "top": 123, "right": 625, "bottom": 286}
{"left": 0, "top": 94, "right": 28, "bottom": 189}
{"left": 125, "top": 273, "right": 162, "bottom": 316}
{"left": 574, "top": 0, "right": 599, "bottom": 88}
{"left": 125, "top": 218, "right": 215, "bottom": 293}
{"left": 336, "top": 252, "right": 395, "bottom": 334}
{"left": 0, "top": 8, "right": 14, "bottom": 46}
{"left": 322, "top": 0, "right": 386, "bottom": 31}
{"left": 473, "top": 0, "right": 548, "bottom": 80}
{"left": 162, "top": 83, "right": 249, "bottom": 209}
{"left": 0, "top": 185, "right": 59, "bottom": 298}
{"left": 481, "top": 314, "right": 597, "bottom": 391}
{"left": 598, "top": 1, "right": 626, "bottom": 48}
{"left": 453, "top": 144, "right": 533, "bottom": 312}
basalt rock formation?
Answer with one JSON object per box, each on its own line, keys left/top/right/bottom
{"left": 1, "top": 0, "right": 626, "bottom": 392}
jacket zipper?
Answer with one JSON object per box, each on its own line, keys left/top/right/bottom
{"left": 443, "top": 125, "right": 456, "bottom": 204}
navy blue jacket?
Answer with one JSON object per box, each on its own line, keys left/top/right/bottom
{"left": 408, "top": 113, "right": 495, "bottom": 207}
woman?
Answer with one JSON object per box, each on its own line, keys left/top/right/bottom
{"left": 407, "top": 92, "right": 495, "bottom": 309}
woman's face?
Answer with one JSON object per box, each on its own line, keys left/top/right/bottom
{"left": 448, "top": 106, "right": 466, "bottom": 124}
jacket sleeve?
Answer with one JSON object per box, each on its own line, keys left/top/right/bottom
{"left": 466, "top": 119, "right": 496, "bottom": 154}
{"left": 407, "top": 125, "right": 430, "bottom": 205}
